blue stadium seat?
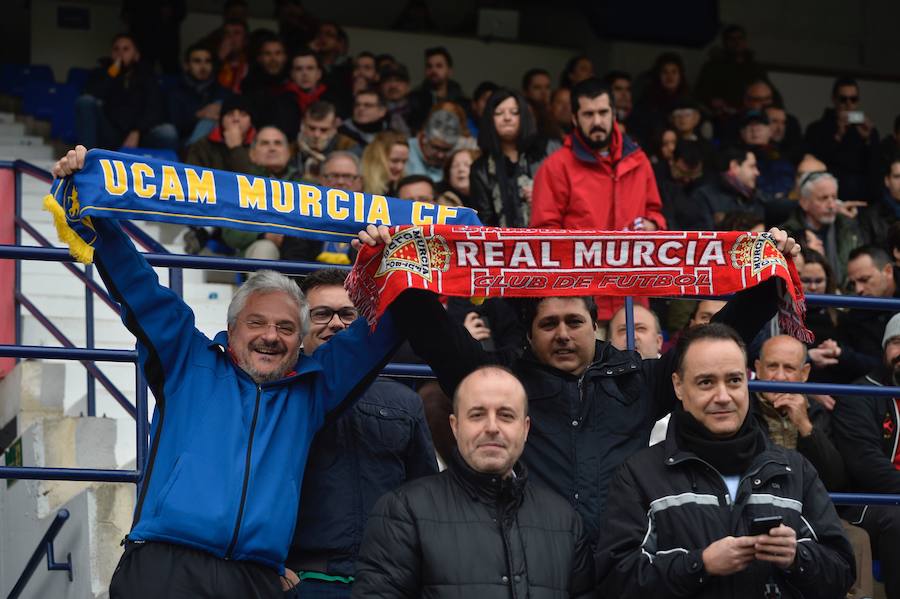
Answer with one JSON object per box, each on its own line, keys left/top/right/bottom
{"left": 22, "top": 81, "right": 71, "bottom": 121}
{"left": 0, "top": 64, "right": 55, "bottom": 98}
{"left": 115, "top": 147, "right": 180, "bottom": 162}
{"left": 65, "top": 67, "right": 91, "bottom": 93}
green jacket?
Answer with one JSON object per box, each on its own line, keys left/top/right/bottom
{"left": 779, "top": 207, "right": 862, "bottom": 284}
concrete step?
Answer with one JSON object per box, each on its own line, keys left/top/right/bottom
{"left": 0, "top": 145, "right": 53, "bottom": 160}
{"left": 0, "top": 111, "right": 16, "bottom": 124}
{"left": 0, "top": 122, "right": 25, "bottom": 136}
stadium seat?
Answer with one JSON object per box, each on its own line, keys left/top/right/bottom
{"left": 65, "top": 67, "right": 91, "bottom": 93}
{"left": 0, "top": 64, "right": 55, "bottom": 98}
{"left": 22, "top": 81, "right": 76, "bottom": 121}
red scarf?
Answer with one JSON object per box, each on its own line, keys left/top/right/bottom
{"left": 346, "top": 226, "right": 813, "bottom": 343}
{"left": 282, "top": 82, "right": 327, "bottom": 114}
{"left": 207, "top": 125, "right": 257, "bottom": 145}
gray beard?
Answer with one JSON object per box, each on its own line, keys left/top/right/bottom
{"left": 243, "top": 345, "right": 302, "bottom": 384}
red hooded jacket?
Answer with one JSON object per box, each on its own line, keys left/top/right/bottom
{"left": 531, "top": 123, "right": 666, "bottom": 320}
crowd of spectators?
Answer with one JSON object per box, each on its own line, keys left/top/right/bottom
{"left": 62, "top": 7, "right": 900, "bottom": 598}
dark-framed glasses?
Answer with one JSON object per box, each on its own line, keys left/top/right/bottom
{"left": 309, "top": 307, "right": 359, "bottom": 325}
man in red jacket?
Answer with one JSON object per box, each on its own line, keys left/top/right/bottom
{"left": 531, "top": 77, "right": 666, "bottom": 322}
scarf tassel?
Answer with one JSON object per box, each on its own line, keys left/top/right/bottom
{"left": 43, "top": 193, "right": 95, "bottom": 265}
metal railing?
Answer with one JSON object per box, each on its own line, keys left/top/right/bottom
{"left": 2, "top": 159, "right": 900, "bottom": 504}
{"left": 6, "top": 509, "right": 72, "bottom": 599}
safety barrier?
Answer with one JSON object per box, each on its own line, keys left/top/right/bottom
{"left": 2, "top": 158, "right": 900, "bottom": 513}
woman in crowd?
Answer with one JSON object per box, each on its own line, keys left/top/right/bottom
{"left": 361, "top": 130, "right": 409, "bottom": 196}
{"left": 799, "top": 248, "right": 840, "bottom": 344}
{"left": 559, "top": 54, "right": 595, "bottom": 89}
{"left": 436, "top": 148, "right": 479, "bottom": 207}
{"left": 629, "top": 52, "right": 691, "bottom": 144}
{"left": 646, "top": 125, "right": 678, "bottom": 166}
{"left": 468, "top": 88, "right": 557, "bottom": 226}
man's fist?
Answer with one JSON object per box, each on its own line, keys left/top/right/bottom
{"left": 52, "top": 145, "right": 88, "bottom": 178}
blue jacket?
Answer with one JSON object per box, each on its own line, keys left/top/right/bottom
{"left": 287, "top": 377, "right": 438, "bottom": 577}
{"left": 92, "top": 218, "right": 400, "bottom": 571}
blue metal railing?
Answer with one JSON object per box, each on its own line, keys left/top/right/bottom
{"left": 2, "top": 159, "right": 900, "bottom": 508}
{"left": 6, "top": 509, "right": 73, "bottom": 599}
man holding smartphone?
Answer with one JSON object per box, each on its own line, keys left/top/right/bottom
{"left": 805, "top": 76, "right": 880, "bottom": 202}
{"left": 596, "top": 323, "right": 854, "bottom": 598}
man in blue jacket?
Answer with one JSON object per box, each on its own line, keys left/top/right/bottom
{"left": 283, "top": 269, "right": 437, "bottom": 597}
{"left": 52, "top": 146, "right": 402, "bottom": 599}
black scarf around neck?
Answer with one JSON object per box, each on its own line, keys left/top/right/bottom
{"left": 673, "top": 403, "right": 763, "bottom": 476}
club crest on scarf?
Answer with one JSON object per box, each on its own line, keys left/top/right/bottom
{"left": 729, "top": 232, "right": 786, "bottom": 276}
{"left": 374, "top": 227, "right": 451, "bottom": 282}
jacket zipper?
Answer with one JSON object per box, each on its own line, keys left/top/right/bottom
{"left": 225, "top": 384, "right": 263, "bottom": 558}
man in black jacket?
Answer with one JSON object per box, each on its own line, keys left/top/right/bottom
{"left": 598, "top": 323, "right": 854, "bottom": 598}
{"left": 805, "top": 76, "right": 880, "bottom": 202}
{"left": 76, "top": 33, "right": 177, "bottom": 150}
{"left": 355, "top": 224, "right": 800, "bottom": 547}
{"left": 284, "top": 269, "right": 437, "bottom": 598}
{"left": 352, "top": 366, "right": 596, "bottom": 598}
{"left": 833, "top": 313, "right": 900, "bottom": 599}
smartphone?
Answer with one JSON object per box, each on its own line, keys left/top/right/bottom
{"left": 846, "top": 110, "right": 865, "bottom": 124}
{"left": 749, "top": 515, "right": 783, "bottom": 536}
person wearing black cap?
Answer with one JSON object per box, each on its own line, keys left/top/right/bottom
{"left": 183, "top": 95, "right": 257, "bottom": 254}
{"left": 378, "top": 63, "right": 413, "bottom": 136}
{"left": 186, "top": 94, "right": 256, "bottom": 172}
{"left": 740, "top": 109, "right": 796, "bottom": 205}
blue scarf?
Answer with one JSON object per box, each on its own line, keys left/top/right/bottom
{"left": 46, "top": 149, "right": 482, "bottom": 264}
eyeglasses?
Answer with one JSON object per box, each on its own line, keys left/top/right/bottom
{"left": 322, "top": 172, "right": 361, "bottom": 183}
{"left": 243, "top": 319, "right": 298, "bottom": 336}
{"left": 309, "top": 307, "right": 359, "bottom": 325}
{"left": 837, "top": 94, "right": 859, "bottom": 104}
{"left": 800, "top": 277, "right": 825, "bottom": 286}
{"left": 424, "top": 138, "right": 454, "bottom": 158}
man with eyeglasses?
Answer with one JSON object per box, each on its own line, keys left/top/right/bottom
{"left": 406, "top": 109, "right": 461, "bottom": 183}
{"left": 337, "top": 88, "right": 389, "bottom": 150}
{"left": 282, "top": 269, "right": 437, "bottom": 598}
{"left": 779, "top": 170, "right": 862, "bottom": 284}
{"left": 805, "top": 76, "right": 880, "bottom": 202}
{"left": 281, "top": 151, "right": 365, "bottom": 266}
{"left": 54, "top": 146, "right": 404, "bottom": 599}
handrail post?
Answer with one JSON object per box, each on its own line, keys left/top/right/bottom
{"left": 168, "top": 267, "right": 183, "bottom": 299}
{"left": 85, "top": 264, "right": 96, "bottom": 417}
{"left": 6, "top": 509, "right": 72, "bottom": 599}
{"left": 624, "top": 296, "right": 635, "bottom": 352}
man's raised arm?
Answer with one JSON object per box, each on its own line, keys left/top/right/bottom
{"left": 353, "top": 225, "right": 492, "bottom": 397}
{"left": 53, "top": 146, "right": 203, "bottom": 400}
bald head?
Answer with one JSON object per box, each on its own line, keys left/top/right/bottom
{"left": 755, "top": 335, "right": 810, "bottom": 383}
{"left": 453, "top": 366, "right": 527, "bottom": 415}
{"left": 450, "top": 366, "right": 530, "bottom": 476}
{"left": 608, "top": 304, "right": 663, "bottom": 359}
